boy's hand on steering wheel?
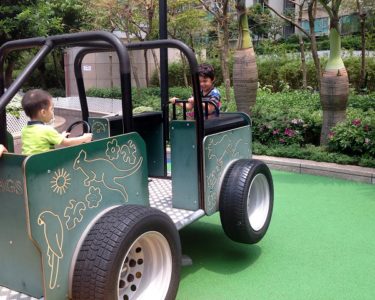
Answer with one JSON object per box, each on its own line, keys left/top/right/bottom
{"left": 82, "top": 133, "right": 93, "bottom": 143}
{"left": 62, "top": 131, "right": 70, "bottom": 138}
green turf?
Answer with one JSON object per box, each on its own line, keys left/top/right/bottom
{"left": 176, "top": 170, "right": 375, "bottom": 300}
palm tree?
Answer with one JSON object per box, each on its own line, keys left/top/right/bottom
{"left": 233, "top": 0, "right": 258, "bottom": 116}
{"left": 319, "top": 0, "right": 349, "bottom": 144}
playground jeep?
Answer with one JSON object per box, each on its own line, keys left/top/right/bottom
{"left": 0, "top": 31, "right": 274, "bottom": 300}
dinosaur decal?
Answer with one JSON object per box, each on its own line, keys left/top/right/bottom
{"left": 37, "top": 211, "right": 64, "bottom": 290}
{"left": 205, "top": 131, "right": 250, "bottom": 213}
{"left": 73, "top": 149, "right": 143, "bottom": 201}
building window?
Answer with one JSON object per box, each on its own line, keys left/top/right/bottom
{"left": 340, "top": 14, "right": 360, "bottom": 35}
{"left": 301, "top": 14, "right": 359, "bottom": 36}
{"left": 301, "top": 17, "right": 329, "bottom": 35}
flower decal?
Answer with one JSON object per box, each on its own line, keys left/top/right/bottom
{"left": 106, "top": 139, "right": 120, "bottom": 160}
{"left": 86, "top": 186, "right": 102, "bottom": 209}
{"left": 64, "top": 199, "right": 86, "bottom": 230}
{"left": 121, "top": 140, "right": 137, "bottom": 165}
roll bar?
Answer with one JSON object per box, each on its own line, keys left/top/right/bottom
{"left": 73, "top": 39, "right": 205, "bottom": 206}
{"left": 0, "top": 31, "right": 132, "bottom": 146}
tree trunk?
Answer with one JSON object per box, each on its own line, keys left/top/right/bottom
{"left": 299, "top": 36, "right": 307, "bottom": 89}
{"left": 180, "top": 51, "right": 189, "bottom": 87}
{"left": 38, "top": 62, "right": 47, "bottom": 89}
{"left": 320, "top": 27, "right": 349, "bottom": 145}
{"left": 144, "top": 49, "right": 149, "bottom": 87}
{"left": 125, "top": 35, "right": 141, "bottom": 95}
{"left": 151, "top": 49, "right": 160, "bottom": 85}
{"left": 219, "top": 20, "right": 231, "bottom": 102}
{"left": 308, "top": 1, "right": 321, "bottom": 91}
{"left": 233, "top": 1, "right": 258, "bottom": 115}
{"left": 130, "top": 51, "right": 141, "bottom": 96}
{"left": 233, "top": 48, "right": 258, "bottom": 115}
{"left": 359, "top": 12, "right": 366, "bottom": 90}
{"left": 52, "top": 51, "right": 64, "bottom": 89}
{"left": 297, "top": 2, "right": 307, "bottom": 89}
{"left": 5, "top": 59, "right": 15, "bottom": 88}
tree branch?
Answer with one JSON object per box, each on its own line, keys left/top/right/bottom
{"left": 198, "top": 0, "right": 220, "bottom": 22}
{"left": 318, "top": 0, "right": 334, "bottom": 20}
{"left": 264, "top": 2, "right": 311, "bottom": 38}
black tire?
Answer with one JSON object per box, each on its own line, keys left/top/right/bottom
{"left": 72, "top": 205, "right": 181, "bottom": 300}
{"left": 219, "top": 159, "right": 274, "bottom": 244}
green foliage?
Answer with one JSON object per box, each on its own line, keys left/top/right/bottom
{"left": 168, "top": 0, "right": 209, "bottom": 48}
{"left": 257, "top": 55, "right": 375, "bottom": 92}
{"left": 47, "top": 88, "right": 65, "bottom": 97}
{"left": 247, "top": 4, "right": 272, "bottom": 39}
{"left": 345, "top": 56, "right": 375, "bottom": 91}
{"left": 6, "top": 93, "right": 23, "bottom": 118}
{"left": 85, "top": 86, "right": 374, "bottom": 166}
{"left": 252, "top": 90, "right": 322, "bottom": 146}
{"left": 253, "top": 141, "right": 375, "bottom": 167}
{"left": 255, "top": 34, "right": 375, "bottom": 54}
{"left": 328, "top": 110, "right": 375, "bottom": 157}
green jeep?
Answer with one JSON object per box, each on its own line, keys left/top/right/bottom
{"left": 0, "top": 31, "right": 274, "bottom": 300}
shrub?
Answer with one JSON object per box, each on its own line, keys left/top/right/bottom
{"left": 253, "top": 142, "right": 375, "bottom": 167}
{"left": 328, "top": 110, "right": 375, "bottom": 157}
{"left": 251, "top": 90, "right": 322, "bottom": 146}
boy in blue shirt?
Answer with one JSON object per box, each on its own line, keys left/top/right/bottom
{"left": 170, "top": 63, "right": 221, "bottom": 116}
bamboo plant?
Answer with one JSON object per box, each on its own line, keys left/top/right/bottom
{"left": 233, "top": 0, "right": 258, "bottom": 116}
{"left": 318, "top": 0, "right": 349, "bottom": 145}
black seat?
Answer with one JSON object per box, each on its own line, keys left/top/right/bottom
{"left": 105, "top": 112, "right": 163, "bottom": 136}
{"left": 204, "top": 113, "right": 249, "bottom": 136}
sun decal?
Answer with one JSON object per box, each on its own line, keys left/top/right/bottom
{"left": 50, "top": 168, "right": 71, "bottom": 195}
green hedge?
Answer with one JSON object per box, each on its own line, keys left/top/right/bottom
{"left": 253, "top": 142, "right": 375, "bottom": 168}
{"left": 150, "top": 55, "right": 375, "bottom": 92}
{"left": 85, "top": 86, "right": 375, "bottom": 166}
{"left": 255, "top": 34, "right": 375, "bottom": 54}
{"left": 257, "top": 55, "right": 375, "bottom": 92}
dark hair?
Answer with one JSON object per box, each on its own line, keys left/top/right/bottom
{"left": 198, "top": 63, "right": 215, "bottom": 80}
{"left": 21, "top": 89, "right": 52, "bottom": 118}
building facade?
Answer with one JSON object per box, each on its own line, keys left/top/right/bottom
{"left": 247, "top": 0, "right": 359, "bottom": 38}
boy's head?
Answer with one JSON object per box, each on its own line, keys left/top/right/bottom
{"left": 198, "top": 63, "right": 215, "bottom": 93}
{"left": 22, "top": 89, "right": 54, "bottom": 123}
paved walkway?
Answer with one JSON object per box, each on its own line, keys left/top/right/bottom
{"left": 254, "top": 155, "right": 375, "bottom": 184}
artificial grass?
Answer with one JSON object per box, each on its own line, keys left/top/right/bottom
{"left": 177, "top": 170, "right": 375, "bottom": 300}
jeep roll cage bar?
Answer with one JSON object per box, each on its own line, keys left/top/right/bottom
{"left": 0, "top": 31, "right": 206, "bottom": 209}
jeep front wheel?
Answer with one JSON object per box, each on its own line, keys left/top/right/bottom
{"left": 72, "top": 205, "right": 181, "bottom": 300}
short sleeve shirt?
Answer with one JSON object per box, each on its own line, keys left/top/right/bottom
{"left": 202, "top": 87, "right": 222, "bottom": 110}
{"left": 21, "top": 124, "right": 64, "bottom": 155}
{"left": 187, "top": 87, "right": 222, "bottom": 118}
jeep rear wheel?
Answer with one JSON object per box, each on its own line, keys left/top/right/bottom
{"left": 219, "top": 159, "right": 274, "bottom": 244}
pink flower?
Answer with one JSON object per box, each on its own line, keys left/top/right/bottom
{"left": 352, "top": 119, "right": 361, "bottom": 127}
{"left": 363, "top": 125, "right": 369, "bottom": 132}
{"left": 284, "top": 128, "right": 295, "bottom": 137}
{"left": 328, "top": 131, "right": 335, "bottom": 139}
{"left": 279, "top": 138, "right": 285, "bottom": 144}
{"left": 272, "top": 129, "right": 280, "bottom": 135}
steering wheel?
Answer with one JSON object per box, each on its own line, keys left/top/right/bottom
{"left": 65, "top": 120, "right": 91, "bottom": 136}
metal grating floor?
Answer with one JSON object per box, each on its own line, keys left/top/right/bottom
{"left": 149, "top": 178, "right": 204, "bottom": 229}
{"left": 0, "top": 287, "right": 40, "bottom": 300}
{"left": 1, "top": 178, "right": 204, "bottom": 299}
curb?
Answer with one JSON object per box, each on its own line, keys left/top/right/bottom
{"left": 254, "top": 155, "right": 375, "bottom": 185}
